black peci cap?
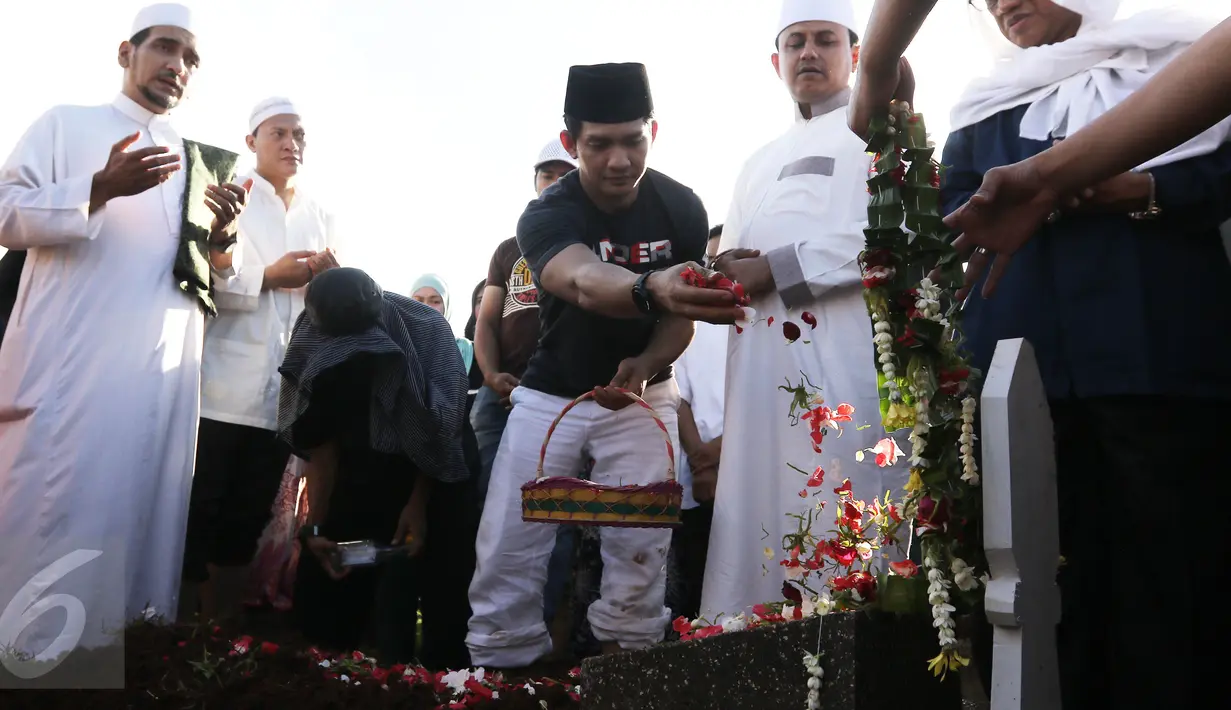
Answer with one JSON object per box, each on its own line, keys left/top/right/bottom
{"left": 563, "top": 63, "right": 654, "bottom": 124}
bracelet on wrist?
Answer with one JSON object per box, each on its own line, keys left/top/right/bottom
{"left": 1129, "top": 171, "right": 1161, "bottom": 221}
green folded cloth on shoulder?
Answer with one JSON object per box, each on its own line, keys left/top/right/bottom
{"left": 174, "top": 139, "right": 239, "bottom": 317}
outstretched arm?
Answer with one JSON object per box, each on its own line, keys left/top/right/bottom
{"left": 850, "top": 0, "right": 937, "bottom": 137}
{"left": 518, "top": 202, "right": 741, "bottom": 324}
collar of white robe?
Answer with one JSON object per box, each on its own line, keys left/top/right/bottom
{"left": 131, "top": 3, "right": 196, "bottom": 36}
{"left": 800, "top": 86, "right": 851, "bottom": 124}
{"left": 112, "top": 92, "right": 175, "bottom": 128}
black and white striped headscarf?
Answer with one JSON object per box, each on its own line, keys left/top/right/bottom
{"left": 276, "top": 268, "right": 469, "bottom": 483}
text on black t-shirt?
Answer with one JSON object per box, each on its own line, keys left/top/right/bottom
{"left": 514, "top": 169, "right": 708, "bottom": 398}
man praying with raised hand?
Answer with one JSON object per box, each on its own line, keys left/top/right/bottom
{"left": 0, "top": 3, "right": 250, "bottom": 653}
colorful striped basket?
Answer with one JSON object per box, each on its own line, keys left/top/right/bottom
{"left": 521, "top": 388, "right": 683, "bottom": 529}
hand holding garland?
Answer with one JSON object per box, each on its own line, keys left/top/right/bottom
{"left": 849, "top": 0, "right": 937, "bottom": 139}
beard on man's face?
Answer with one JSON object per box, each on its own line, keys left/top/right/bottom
{"left": 139, "top": 84, "right": 176, "bottom": 109}
{"left": 137, "top": 69, "right": 185, "bottom": 110}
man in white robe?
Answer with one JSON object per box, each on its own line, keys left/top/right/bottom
{"left": 182, "top": 97, "right": 341, "bottom": 622}
{"left": 0, "top": 4, "right": 249, "bottom": 658}
{"left": 701, "top": 0, "right": 910, "bottom": 619}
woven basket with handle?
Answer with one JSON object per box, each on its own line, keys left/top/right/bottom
{"left": 521, "top": 388, "right": 683, "bottom": 529}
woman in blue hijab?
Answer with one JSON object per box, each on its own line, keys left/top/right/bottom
{"left": 410, "top": 273, "right": 474, "bottom": 372}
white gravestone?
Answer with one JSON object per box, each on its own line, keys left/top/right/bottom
{"left": 979, "top": 338, "right": 1062, "bottom": 709}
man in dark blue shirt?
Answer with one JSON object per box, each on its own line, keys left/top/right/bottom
{"left": 465, "top": 62, "right": 741, "bottom": 670}
{"left": 941, "top": 2, "right": 1231, "bottom": 708}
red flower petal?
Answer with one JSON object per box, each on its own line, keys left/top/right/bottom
{"left": 767, "top": 316, "right": 774, "bottom": 326}
{"left": 801, "top": 311, "right": 817, "bottom": 329}
{"left": 889, "top": 560, "right": 920, "bottom": 578}
{"left": 782, "top": 321, "right": 801, "bottom": 343}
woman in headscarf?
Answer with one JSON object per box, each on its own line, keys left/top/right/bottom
{"left": 410, "top": 273, "right": 475, "bottom": 372}
{"left": 942, "top": 3, "right": 1231, "bottom": 707}
{"left": 279, "top": 267, "right": 476, "bottom": 669}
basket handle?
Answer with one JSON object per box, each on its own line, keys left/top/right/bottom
{"left": 536, "top": 388, "right": 676, "bottom": 482}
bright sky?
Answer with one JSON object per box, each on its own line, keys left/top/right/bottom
{"left": 0, "top": 0, "right": 1223, "bottom": 330}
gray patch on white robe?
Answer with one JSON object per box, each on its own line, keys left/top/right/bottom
{"left": 777, "top": 156, "right": 835, "bottom": 180}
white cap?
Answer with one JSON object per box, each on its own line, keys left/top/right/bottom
{"left": 249, "top": 97, "right": 300, "bottom": 133}
{"left": 776, "top": 0, "right": 858, "bottom": 43}
{"left": 534, "top": 139, "right": 578, "bottom": 170}
{"left": 131, "top": 3, "right": 196, "bottom": 37}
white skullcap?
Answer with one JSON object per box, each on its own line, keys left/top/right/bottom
{"left": 131, "top": 3, "right": 195, "bottom": 36}
{"left": 776, "top": 0, "right": 859, "bottom": 43}
{"left": 534, "top": 138, "right": 577, "bottom": 170}
{"left": 249, "top": 97, "right": 300, "bottom": 133}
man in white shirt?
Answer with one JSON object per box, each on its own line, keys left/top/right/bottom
{"left": 181, "top": 97, "right": 340, "bottom": 621}
{"left": 667, "top": 224, "right": 727, "bottom": 622}
{"left": 0, "top": 3, "right": 250, "bottom": 654}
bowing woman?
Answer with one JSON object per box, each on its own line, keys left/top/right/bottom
{"left": 278, "top": 267, "right": 475, "bottom": 669}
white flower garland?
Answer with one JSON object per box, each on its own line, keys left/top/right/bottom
{"left": 799, "top": 594, "right": 832, "bottom": 709}
{"left": 924, "top": 550, "right": 958, "bottom": 650}
{"left": 951, "top": 557, "right": 979, "bottom": 593}
{"left": 872, "top": 314, "right": 901, "bottom": 401}
{"left": 959, "top": 396, "right": 980, "bottom": 485}
{"left": 915, "top": 278, "right": 943, "bottom": 322}
{"left": 907, "top": 399, "right": 930, "bottom": 468}
{"left": 803, "top": 650, "right": 823, "bottom": 710}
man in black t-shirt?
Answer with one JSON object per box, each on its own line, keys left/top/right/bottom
{"left": 466, "top": 63, "right": 743, "bottom": 670}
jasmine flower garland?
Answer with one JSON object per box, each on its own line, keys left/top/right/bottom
{"left": 860, "top": 100, "right": 989, "bottom": 676}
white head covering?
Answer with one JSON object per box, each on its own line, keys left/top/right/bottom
{"left": 950, "top": 1, "right": 1227, "bottom": 171}
{"left": 131, "top": 3, "right": 195, "bottom": 36}
{"left": 249, "top": 97, "right": 300, "bottom": 133}
{"left": 534, "top": 139, "right": 577, "bottom": 170}
{"left": 775, "top": 0, "right": 859, "bottom": 44}
{"left": 1053, "top": 0, "right": 1119, "bottom": 30}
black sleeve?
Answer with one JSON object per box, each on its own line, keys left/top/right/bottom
{"left": 515, "top": 195, "right": 587, "bottom": 282}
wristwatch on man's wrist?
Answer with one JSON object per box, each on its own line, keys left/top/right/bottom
{"left": 632, "top": 271, "right": 659, "bottom": 315}
{"left": 297, "top": 524, "right": 321, "bottom": 543}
